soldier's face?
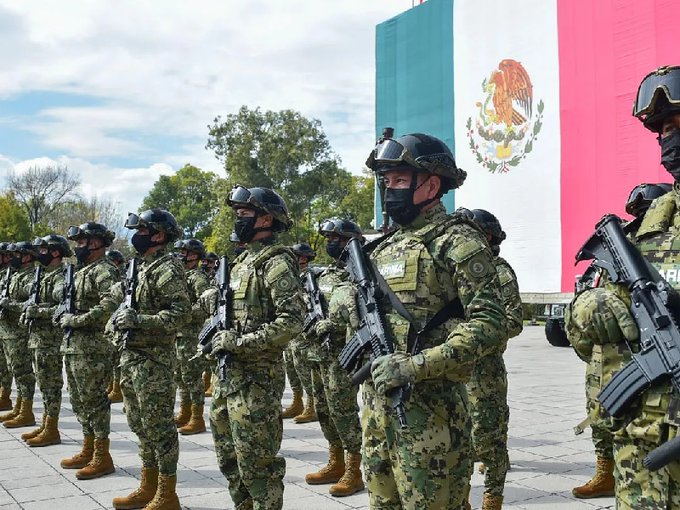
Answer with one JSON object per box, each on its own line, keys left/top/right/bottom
{"left": 382, "top": 168, "right": 441, "bottom": 206}
{"left": 297, "top": 255, "right": 309, "bottom": 269}
{"left": 661, "top": 114, "right": 680, "bottom": 138}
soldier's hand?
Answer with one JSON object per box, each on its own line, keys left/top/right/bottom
{"left": 566, "top": 288, "right": 639, "bottom": 349}
{"left": 314, "top": 319, "right": 332, "bottom": 337}
{"left": 211, "top": 330, "right": 238, "bottom": 355}
{"left": 113, "top": 309, "right": 139, "bottom": 330}
{"left": 60, "top": 313, "right": 78, "bottom": 329}
{"left": 24, "top": 304, "right": 40, "bottom": 319}
{"left": 371, "top": 352, "right": 424, "bottom": 395}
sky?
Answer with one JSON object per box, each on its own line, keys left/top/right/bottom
{"left": 0, "top": 0, "right": 416, "bottom": 223}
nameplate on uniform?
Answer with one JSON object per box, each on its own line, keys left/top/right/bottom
{"left": 377, "top": 260, "right": 406, "bottom": 279}
{"left": 319, "top": 283, "right": 333, "bottom": 294}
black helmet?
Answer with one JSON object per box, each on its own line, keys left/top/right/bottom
{"left": 0, "top": 242, "right": 10, "bottom": 254}
{"left": 105, "top": 250, "right": 125, "bottom": 265}
{"left": 366, "top": 133, "right": 467, "bottom": 190}
{"left": 318, "top": 218, "right": 364, "bottom": 240}
{"left": 67, "top": 222, "right": 115, "bottom": 247}
{"left": 204, "top": 251, "right": 218, "bottom": 261}
{"left": 634, "top": 66, "right": 680, "bottom": 133}
{"left": 35, "top": 234, "right": 73, "bottom": 257}
{"left": 12, "top": 241, "right": 38, "bottom": 257}
{"left": 125, "top": 209, "right": 181, "bottom": 242}
{"left": 291, "top": 242, "right": 317, "bottom": 260}
{"left": 469, "top": 209, "right": 506, "bottom": 246}
{"left": 227, "top": 185, "right": 292, "bottom": 232}
{"left": 174, "top": 238, "right": 206, "bottom": 258}
{"left": 625, "top": 182, "right": 673, "bottom": 218}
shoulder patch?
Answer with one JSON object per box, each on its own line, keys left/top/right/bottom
{"left": 447, "top": 231, "right": 487, "bottom": 263}
{"left": 467, "top": 254, "right": 492, "bottom": 279}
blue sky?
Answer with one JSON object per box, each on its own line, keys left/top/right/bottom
{"left": 0, "top": 0, "right": 415, "bottom": 219}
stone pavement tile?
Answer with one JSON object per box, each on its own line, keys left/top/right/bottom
{"left": 282, "top": 495, "right": 355, "bottom": 509}
{"left": 8, "top": 482, "right": 83, "bottom": 503}
{"left": 514, "top": 492, "right": 610, "bottom": 509}
{"left": 21, "top": 494, "right": 103, "bottom": 510}
{"left": 180, "top": 490, "right": 235, "bottom": 510}
{"left": 0, "top": 489, "right": 15, "bottom": 506}
{"left": 0, "top": 466, "right": 56, "bottom": 483}
{"left": 72, "top": 471, "right": 139, "bottom": 494}
{"left": 0, "top": 474, "right": 65, "bottom": 491}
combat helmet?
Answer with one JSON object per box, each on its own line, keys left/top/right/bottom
{"left": 625, "top": 182, "right": 673, "bottom": 218}
{"left": 468, "top": 209, "right": 507, "bottom": 247}
{"left": 67, "top": 222, "right": 115, "bottom": 247}
{"left": 105, "top": 250, "right": 125, "bottom": 266}
{"left": 634, "top": 66, "right": 680, "bottom": 133}
{"left": 227, "top": 185, "right": 292, "bottom": 232}
{"left": 318, "top": 218, "right": 364, "bottom": 241}
{"left": 291, "top": 242, "right": 317, "bottom": 261}
{"left": 125, "top": 209, "right": 181, "bottom": 242}
{"left": 34, "top": 234, "right": 73, "bottom": 257}
{"left": 174, "top": 238, "right": 206, "bottom": 258}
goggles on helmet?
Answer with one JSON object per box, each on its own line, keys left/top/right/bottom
{"left": 227, "top": 185, "right": 262, "bottom": 210}
{"left": 67, "top": 225, "right": 88, "bottom": 239}
{"left": 124, "top": 213, "right": 145, "bottom": 230}
{"left": 625, "top": 183, "right": 672, "bottom": 215}
{"left": 367, "top": 139, "right": 423, "bottom": 171}
{"left": 633, "top": 66, "right": 680, "bottom": 118}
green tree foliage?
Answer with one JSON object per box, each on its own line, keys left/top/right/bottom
{"left": 205, "top": 106, "right": 374, "bottom": 256}
{"left": 141, "top": 164, "right": 219, "bottom": 239}
{"left": 0, "top": 192, "right": 32, "bottom": 241}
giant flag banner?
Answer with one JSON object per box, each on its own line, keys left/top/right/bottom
{"left": 376, "top": 0, "right": 676, "bottom": 293}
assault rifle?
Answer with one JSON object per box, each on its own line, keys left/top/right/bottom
{"left": 337, "top": 237, "right": 408, "bottom": 429}
{"left": 0, "top": 267, "right": 11, "bottom": 320}
{"left": 117, "top": 258, "right": 139, "bottom": 349}
{"left": 53, "top": 263, "right": 75, "bottom": 347}
{"left": 25, "top": 265, "right": 43, "bottom": 332}
{"left": 302, "top": 269, "right": 330, "bottom": 350}
{"left": 197, "top": 255, "right": 231, "bottom": 381}
{"left": 577, "top": 214, "right": 680, "bottom": 470}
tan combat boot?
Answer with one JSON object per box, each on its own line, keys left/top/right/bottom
{"left": 0, "top": 396, "right": 21, "bottom": 422}
{"left": 76, "top": 437, "right": 115, "bottom": 479}
{"left": 173, "top": 400, "right": 191, "bottom": 427}
{"left": 329, "top": 452, "right": 365, "bottom": 496}
{"left": 61, "top": 435, "right": 95, "bottom": 469}
{"left": 21, "top": 414, "right": 45, "bottom": 441}
{"left": 144, "top": 473, "right": 180, "bottom": 510}
{"left": 3, "top": 399, "right": 35, "bottom": 428}
{"left": 112, "top": 466, "right": 158, "bottom": 509}
{"left": 482, "top": 494, "right": 503, "bottom": 510}
{"left": 305, "top": 446, "right": 345, "bottom": 485}
{"left": 0, "top": 387, "right": 11, "bottom": 411}
{"left": 293, "top": 395, "right": 317, "bottom": 424}
{"left": 179, "top": 404, "right": 206, "bottom": 435}
{"left": 572, "top": 456, "right": 615, "bottom": 498}
{"left": 106, "top": 380, "right": 113, "bottom": 394}
{"left": 27, "top": 415, "right": 61, "bottom": 447}
{"left": 203, "top": 371, "right": 212, "bottom": 397}
{"left": 281, "top": 390, "right": 304, "bottom": 419}
{"left": 108, "top": 379, "right": 123, "bottom": 403}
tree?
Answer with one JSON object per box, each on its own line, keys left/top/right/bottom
{"left": 6, "top": 165, "right": 80, "bottom": 231}
{"left": 141, "top": 164, "right": 219, "bottom": 239}
{"left": 0, "top": 192, "right": 32, "bottom": 241}
{"left": 43, "top": 196, "right": 125, "bottom": 239}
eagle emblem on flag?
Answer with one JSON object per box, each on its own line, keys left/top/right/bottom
{"left": 466, "top": 59, "right": 544, "bottom": 173}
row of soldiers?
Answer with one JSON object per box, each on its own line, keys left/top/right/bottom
{"left": 0, "top": 131, "right": 521, "bottom": 510}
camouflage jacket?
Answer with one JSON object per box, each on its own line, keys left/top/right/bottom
{"left": 27, "top": 264, "right": 65, "bottom": 350}
{"left": 371, "top": 203, "right": 507, "bottom": 383}
{"left": 175, "top": 266, "right": 211, "bottom": 352}
{"left": 0, "top": 267, "right": 13, "bottom": 339}
{"left": 0, "top": 265, "right": 33, "bottom": 338}
{"left": 61, "top": 257, "right": 119, "bottom": 355}
{"left": 495, "top": 256, "right": 523, "bottom": 342}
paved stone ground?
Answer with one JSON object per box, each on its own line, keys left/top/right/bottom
{"left": 0, "top": 325, "right": 614, "bottom": 509}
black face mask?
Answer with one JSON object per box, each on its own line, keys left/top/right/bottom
{"left": 176, "top": 253, "right": 188, "bottom": 264}
{"left": 325, "top": 240, "right": 343, "bottom": 259}
{"left": 234, "top": 246, "right": 246, "bottom": 256}
{"left": 384, "top": 187, "right": 422, "bottom": 226}
{"left": 661, "top": 129, "right": 680, "bottom": 181}
{"left": 234, "top": 216, "right": 259, "bottom": 243}
{"left": 9, "top": 256, "right": 21, "bottom": 269}
{"left": 131, "top": 232, "right": 155, "bottom": 255}
{"left": 74, "top": 246, "right": 92, "bottom": 264}
{"left": 38, "top": 253, "right": 54, "bottom": 267}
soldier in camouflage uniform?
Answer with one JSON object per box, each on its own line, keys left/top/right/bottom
{"left": 281, "top": 242, "right": 316, "bottom": 421}
{"left": 202, "top": 185, "right": 304, "bottom": 510}
{"left": 19, "top": 235, "right": 71, "bottom": 447}
{"left": 105, "top": 249, "right": 126, "bottom": 403}
{"left": 173, "top": 238, "right": 211, "bottom": 435}
{"left": 363, "top": 133, "right": 507, "bottom": 510}
{"left": 566, "top": 66, "right": 680, "bottom": 509}
{"left": 0, "top": 242, "right": 15, "bottom": 411}
{"left": 108, "top": 209, "right": 190, "bottom": 510}
{"left": 57, "top": 223, "right": 118, "bottom": 479}
{"left": 568, "top": 183, "right": 671, "bottom": 500}
{"left": 305, "top": 219, "right": 364, "bottom": 496}
{"left": 201, "top": 250, "right": 219, "bottom": 397}
{"left": 0, "top": 242, "right": 38, "bottom": 428}
{"left": 461, "top": 208, "right": 523, "bottom": 509}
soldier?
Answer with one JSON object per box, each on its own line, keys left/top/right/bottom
{"left": 0, "top": 242, "right": 15, "bottom": 411}
{"left": 566, "top": 65, "right": 680, "bottom": 508}
{"left": 173, "top": 238, "right": 211, "bottom": 435}
{"left": 567, "top": 182, "right": 671, "bottom": 500}
{"left": 281, "top": 242, "right": 316, "bottom": 422}
{"left": 362, "top": 133, "right": 507, "bottom": 509}
{"left": 202, "top": 185, "right": 304, "bottom": 510}
{"left": 57, "top": 223, "right": 118, "bottom": 479}
{"left": 201, "top": 251, "right": 219, "bottom": 278}
{"left": 304, "top": 219, "right": 364, "bottom": 496}
{"left": 462, "top": 208, "right": 523, "bottom": 509}
{"left": 108, "top": 209, "right": 190, "bottom": 510}
{"left": 105, "top": 249, "right": 126, "bottom": 403}
{"left": 0, "top": 242, "right": 38, "bottom": 428}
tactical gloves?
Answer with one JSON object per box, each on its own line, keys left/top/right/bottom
{"left": 371, "top": 352, "right": 427, "bottom": 395}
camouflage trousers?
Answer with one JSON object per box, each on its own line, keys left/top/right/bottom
{"left": 111, "top": 349, "right": 120, "bottom": 386}
{"left": 362, "top": 379, "right": 472, "bottom": 510}
{"left": 31, "top": 347, "right": 63, "bottom": 417}
{"left": 614, "top": 435, "right": 680, "bottom": 509}
{"left": 210, "top": 369, "right": 286, "bottom": 510}
{"left": 0, "top": 339, "right": 12, "bottom": 389}
{"left": 586, "top": 370, "right": 614, "bottom": 459}
{"left": 5, "top": 335, "right": 35, "bottom": 399}
{"left": 65, "top": 353, "right": 111, "bottom": 438}
{"left": 466, "top": 351, "right": 509, "bottom": 497}
{"left": 288, "top": 341, "right": 313, "bottom": 396}
{"left": 174, "top": 334, "right": 205, "bottom": 405}
{"left": 120, "top": 351, "right": 179, "bottom": 474}
{"left": 310, "top": 357, "right": 361, "bottom": 453}
{"left": 284, "top": 346, "right": 301, "bottom": 393}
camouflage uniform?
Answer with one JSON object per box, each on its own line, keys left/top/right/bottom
{"left": 105, "top": 248, "right": 190, "bottom": 475}
{"left": 209, "top": 240, "right": 304, "bottom": 510}
{"left": 289, "top": 270, "right": 314, "bottom": 398}
{"left": 175, "top": 266, "right": 210, "bottom": 406}
{"left": 466, "top": 256, "right": 523, "bottom": 498}
{"left": 0, "top": 269, "right": 15, "bottom": 394}
{"left": 308, "top": 265, "right": 362, "bottom": 455}
{"left": 363, "top": 204, "right": 507, "bottom": 510}
{"left": 62, "top": 258, "right": 119, "bottom": 439}
{"left": 108, "top": 263, "right": 124, "bottom": 395}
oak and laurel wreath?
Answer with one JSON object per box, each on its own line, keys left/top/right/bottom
{"left": 466, "top": 99, "right": 544, "bottom": 174}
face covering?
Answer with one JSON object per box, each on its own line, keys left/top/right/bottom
{"left": 661, "top": 129, "right": 680, "bottom": 181}
{"left": 383, "top": 173, "right": 436, "bottom": 226}
{"left": 9, "top": 256, "right": 21, "bottom": 269}
{"left": 74, "top": 246, "right": 92, "bottom": 264}
{"left": 177, "top": 253, "right": 188, "bottom": 264}
{"left": 234, "top": 216, "right": 258, "bottom": 243}
{"left": 131, "top": 232, "right": 155, "bottom": 255}
{"left": 37, "top": 252, "right": 54, "bottom": 267}
{"left": 325, "top": 240, "right": 344, "bottom": 259}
